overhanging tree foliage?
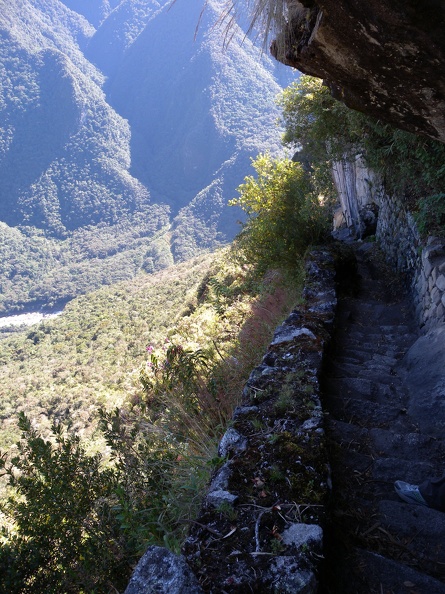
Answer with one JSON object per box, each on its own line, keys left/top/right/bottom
{"left": 278, "top": 75, "right": 445, "bottom": 236}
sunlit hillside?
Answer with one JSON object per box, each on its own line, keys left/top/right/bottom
{"left": 0, "top": 253, "right": 212, "bottom": 447}
{"left": 0, "top": 247, "right": 301, "bottom": 450}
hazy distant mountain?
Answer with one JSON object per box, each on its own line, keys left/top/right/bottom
{"left": 59, "top": 0, "right": 118, "bottom": 28}
{"left": 0, "top": 0, "right": 151, "bottom": 235}
{"left": 0, "top": 0, "right": 296, "bottom": 313}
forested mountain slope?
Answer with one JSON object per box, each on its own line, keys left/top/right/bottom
{"left": 0, "top": 251, "right": 215, "bottom": 449}
{"left": 59, "top": 0, "right": 118, "bottom": 28}
{"left": 0, "top": 0, "right": 295, "bottom": 312}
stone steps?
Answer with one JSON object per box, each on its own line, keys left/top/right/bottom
{"left": 327, "top": 377, "right": 405, "bottom": 404}
{"left": 351, "top": 549, "right": 445, "bottom": 594}
{"left": 321, "top": 242, "right": 445, "bottom": 593}
{"left": 328, "top": 420, "right": 444, "bottom": 462}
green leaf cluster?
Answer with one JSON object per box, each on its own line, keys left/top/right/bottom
{"left": 230, "top": 153, "right": 333, "bottom": 273}
{"left": 278, "top": 76, "right": 363, "bottom": 162}
{"left": 0, "top": 413, "right": 123, "bottom": 594}
{"left": 0, "top": 408, "right": 210, "bottom": 593}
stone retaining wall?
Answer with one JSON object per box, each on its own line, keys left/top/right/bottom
{"left": 376, "top": 193, "right": 445, "bottom": 330}
{"left": 123, "top": 248, "right": 338, "bottom": 594}
{"left": 333, "top": 160, "right": 445, "bottom": 331}
{"left": 413, "top": 237, "right": 445, "bottom": 330}
{"left": 375, "top": 193, "right": 420, "bottom": 278}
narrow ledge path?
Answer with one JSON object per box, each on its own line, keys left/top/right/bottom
{"left": 320, "top": 242, "right": 445, "bottom": 594}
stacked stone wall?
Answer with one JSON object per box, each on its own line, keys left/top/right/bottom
{"left": 333, "top": 161, "right": 445, "bottom": 331}
{"left": 375, "top": 193, "right": 420, "bottom": 278}
{"left": 375, "top": 192, "right": 445, "bottom": 330}
{"left": 414, "top": 237, "right": 445, "bottom": 330}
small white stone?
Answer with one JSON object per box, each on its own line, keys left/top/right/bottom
{"left": 281, "top": 523, "right": 323, "bottom": 549}
{"left": 271, "top": 326, "right": 316, "bottom": 346}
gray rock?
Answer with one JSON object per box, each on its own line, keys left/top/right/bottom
{"left": 271, "top": 325, "right": 316, "bottom": 346}
{"left": 206, "top": 489, "right": 238, "bottom": 507}
{"left": 300, "top": 415, "right": 322, "bottom": 432}
{"left": 431, "top": 286, "right": 442, "bottom": 306}
{"left": 424, "top": 240, "right": 445, "bottom": 260}
{"left": 208, "top": 461, "right": 232, "bottom": 492}
{"left": 124, "top": 546, "right": 203, "bottom": 594}
{"left": 233, "top": 405, "right": 259, "bottom": 418}
{"left": 265, "top": 556, "right": 317, "bottom": 594}
{"left": 354, "top": 549, "right": 445, "bottom": 594}
{"left": 281, "top": 523, "right": 323, "bottom": 550}
{"left": 218, "top": 427, "right": 248, "bottom": 458}
{"left": 402, "top": 326, "right": 445, "bottom": 436}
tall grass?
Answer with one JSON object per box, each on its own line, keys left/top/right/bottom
{"left": 98, "top": 251, "right": 303, "bottom": 553}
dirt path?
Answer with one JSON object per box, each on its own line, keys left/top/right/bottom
{"left": 320, "top": 242, "right": 445, "bottom": 593}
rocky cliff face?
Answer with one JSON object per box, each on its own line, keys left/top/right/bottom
{"left": 270, "top": 0, "right": 445, "bottom": 142}
{"left": 331, "top": 157, "right": 379, "bottom": 238}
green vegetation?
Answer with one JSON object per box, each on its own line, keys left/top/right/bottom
{"left": 279, "top": 75, "right": 445, "bottom": 236}
{"left": 0, "top": 0, "right": 294, "bottom": 315}
{"left": 0, "top": 238, "right": 306, "bottom": 591}
{"left": 2, "top": 8, "right": 334, "bottom": 591}
{"left": 0, "top": 28, "right": 148, "bottom": 236}
{"left": 0, "top": 111, "right": 334, "bottom": 586}
{"left": 0, "top": 414, "right": 120, "bottom": 593}
{"left": 0, "top": 208, "right": 171, "bottom": 313}
{"left": 4, "top": 63, "right": 444, "bottom": 592}
{"left": 0, "top": 64, "right": 346, "bottom": 591}
{"left": 230, "top": 152, "right": 334, "bottom": 273}
{"left": 0, "top": 253, "right": 215, "bottom": 448}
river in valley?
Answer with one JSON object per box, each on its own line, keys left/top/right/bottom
{"left": 0, "top": 311, "right": 62, "bottom": 329}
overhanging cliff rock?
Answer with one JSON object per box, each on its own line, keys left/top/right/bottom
{"left": 270, "top": 0, "right": 445, "bottom": 142}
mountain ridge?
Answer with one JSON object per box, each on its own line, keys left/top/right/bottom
{"left": 0, "top": 0, "right": 296, "bottom": 314}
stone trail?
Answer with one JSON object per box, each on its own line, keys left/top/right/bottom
{"left": 321, "top": 242, "right": 445, "bottom": 593}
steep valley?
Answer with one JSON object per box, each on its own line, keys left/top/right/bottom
{"left": 0, "top": 0, "right": 295, "bottom": 314}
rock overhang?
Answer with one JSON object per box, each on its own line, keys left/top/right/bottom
{"left": 270, "top": 0, "right": 445, "bottom": 142}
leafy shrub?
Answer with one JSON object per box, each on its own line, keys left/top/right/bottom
{"left": 414, "top": 193, "right": 445, "bottom": 237}
{"left": 278, "top": 75, "right": 362, "bottom": 161}
{"left": 0, "top": 243, "right": 305, "bottom": 591}
{"left": 230, "top": 152, "right": 333, "bottom": 273}
{"left": 0, "top": 408, "right": 214, "bottom": 593}
{"left": 0, "top": 413, "right": 124, "bottom": 594}
{"left": 98, "top": 406, "right": 211, "bottom": 557}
